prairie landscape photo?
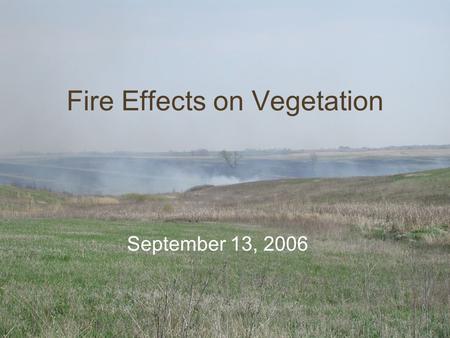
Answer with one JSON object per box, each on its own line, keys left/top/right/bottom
{"left": 1, "top": 1, "right": 449, "bottom": 337}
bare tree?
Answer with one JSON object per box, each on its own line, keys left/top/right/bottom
{"left": 309, "top": 152, "right": 318, "bottom": 163}
{"left": 219, "top": 150, "right": 241, "bottom": 169}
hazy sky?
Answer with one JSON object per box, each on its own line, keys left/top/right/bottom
{"left": 1, "top": 0, "right": 449, "bottom": 153}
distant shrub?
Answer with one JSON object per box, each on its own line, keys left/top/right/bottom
{"left": 162, "top": 203, "right": 174, "bottom": 213}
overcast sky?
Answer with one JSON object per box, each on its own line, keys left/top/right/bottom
{"left": 1, "top": 0, "right": 449, "bottom": 153}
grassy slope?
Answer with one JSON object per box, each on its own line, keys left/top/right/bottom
{"left": 186, "top": 167, "right": 450, "bottom": 205}
{"left": 0, "top": 219, "right": 449, "bottom": 337}
{"left": 0, "top": 185, "right": 64, "bottom": 209}
{"left": 0, "top": 168, "right": 449, "bottom": 337}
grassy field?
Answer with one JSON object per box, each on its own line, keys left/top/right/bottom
{"left": 0, "top": 168, "right": 449, "bottom": 337}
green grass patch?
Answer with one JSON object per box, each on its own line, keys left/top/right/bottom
{"left": 0, "top": 219, "right": 449, "bottom": 337}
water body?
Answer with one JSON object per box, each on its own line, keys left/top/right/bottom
{"left": 0, "top": 155, "right": 449, "bottom": 195}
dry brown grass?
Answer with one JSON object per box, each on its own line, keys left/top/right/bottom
{"left": 1, "top": 168, "right": 449, "bottom": 246}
